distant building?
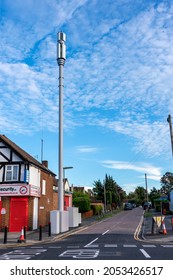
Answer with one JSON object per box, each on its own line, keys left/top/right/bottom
{"left": 0, "top": 135, "right": 72, "bottom": 232}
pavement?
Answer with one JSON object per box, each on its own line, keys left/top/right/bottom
{"left": 0, "top": 209, "right": 173, "bottom": 248}
{"left": 140, "top": 209, "right": 173, "bottom": 243}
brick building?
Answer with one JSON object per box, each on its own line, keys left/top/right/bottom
{"left": 0, "top": 134, "right": 72, "bottom": 232}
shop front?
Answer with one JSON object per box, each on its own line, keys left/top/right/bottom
{"left": 0, "top": 184, "right": 40, "bottom": 232}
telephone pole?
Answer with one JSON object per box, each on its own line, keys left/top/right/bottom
{"left": 167, "top": 114, "right": 173, "bottom": 157}
{"left": 145, "top": 173, "right": 149, "bottom": 204}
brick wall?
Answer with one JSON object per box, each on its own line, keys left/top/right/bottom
{"left": 38, "top": 172, "right": 56, "bottom": 227}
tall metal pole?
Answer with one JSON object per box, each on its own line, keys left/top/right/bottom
{"left": 167, "top": 114, "right": 173, "bottom": 157}
{"left": 57, "top": 32, "right": 66, "bottom": 212}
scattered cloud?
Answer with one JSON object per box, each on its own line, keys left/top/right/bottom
{"left": 101, "top": 160, "right": 162, "bottom": 181}
{"left": 0, "top": 0, "right": 173, "bottom": 163}
{"left": 76, "top": 146, "right": 99, "bottom": 153}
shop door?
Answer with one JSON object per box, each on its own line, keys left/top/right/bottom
{"left": 9, "top": 198, "right": 28, "bottom": 232}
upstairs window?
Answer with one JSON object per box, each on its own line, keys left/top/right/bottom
{"left": 42, "top": 180, "right": 46, "bottom": 195}
{"left": 5, "top": 165, "right": 19, "bottom": 181}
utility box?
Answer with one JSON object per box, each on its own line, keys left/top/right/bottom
{"left": 68, "top": 207, "right": 80, "bottom": 227}
{"left": 50, "top": 210, "right": 60, "bottom": 234}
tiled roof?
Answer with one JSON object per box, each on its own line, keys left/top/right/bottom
{"left": 0, "top": 134, "right": 56, "bottom": 176}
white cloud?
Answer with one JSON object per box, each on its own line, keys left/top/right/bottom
{"left": 76, "top": 146, "right": 99, "bottom": 153}
{"left": 101, "top": 160, "right": 162, "bottom": 180}
{"left": 0, "top": 0, "right": 173, "bottom": 161}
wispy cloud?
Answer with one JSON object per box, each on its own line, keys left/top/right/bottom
{"left": 101, "top": 160, "right": 162, "bottom": 181}
{"left": 0, "top": 0, "right": 173, "bottom": 161}
{"left": 76, "top": 146, "right": 99, "bottom": 153}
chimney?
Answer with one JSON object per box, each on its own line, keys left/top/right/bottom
{"left": 42, "top": 160, "right": 48, "bottom": 168}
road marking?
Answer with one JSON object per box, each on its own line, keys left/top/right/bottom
{"left": 102, "top": 230, "right": 109, "bottom": 235}
{"left": 84, "top": 237, "right": 99, "bottom": 247}
{"left": 59, "top": 249, "right": 100, "bottom": 259}
{"left": 123, "top": 245, "right": 137, "bottom": 248}
{"left": 104, "top": 244, "right": 118, "bottom": 247}
{"left": 67, "top": 246, "right": 80, "bottom": 248}
{"left": 86, "top": 244, "right": 99, "bottom": 248}
{"left": 49, "top": 246, "right": 62, "bottom": 249}
{"left": 142, "top": 245, "right": 156, "bottom": 248}
{"left": 0, "top": 254, "right": 34, "bottom": 260}
{"left": 0, "top": 248, "right": 47, "bottom": 260}
{"left": 30, "top": 246, "right": 43, "bottom": 248}
{"left": 161, "top": 245, "right": 173, "bottom": 248}
{"left": 140, "top": 249, "right": 151, "bottom": 258}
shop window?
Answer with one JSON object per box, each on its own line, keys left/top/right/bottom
{"left": 5, "top": 165, "right": 19, "bottom": 181}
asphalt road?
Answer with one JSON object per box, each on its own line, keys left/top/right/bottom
{"left": 0, "top": 207, "right": 173, "bottom": 260}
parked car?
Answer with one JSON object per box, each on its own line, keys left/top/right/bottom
{"left": 124, "top": 202, "right": 133, "bottom": 210}
{"left": 143, "top": 202, "right": 152, "bottom": 210}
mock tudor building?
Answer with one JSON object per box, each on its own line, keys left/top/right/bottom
{"left": 0, "top": 134, "right": 72, "bottom": 232}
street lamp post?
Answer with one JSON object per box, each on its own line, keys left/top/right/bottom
{"left": 63, "top": 166, "right": 73, "bottom": 179}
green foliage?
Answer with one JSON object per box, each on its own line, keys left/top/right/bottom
{"left": 127, "top": 186, "right": 146, "bottom": 205}
{"left": 160, "top": 172, "right": 173, "bottom": 195}
{"left": 149, "top": 187, "right": 160, "bottom": 206}
{"left": 93, "top": 174, "right": 126, "bottom": 207}
{"left": 72, "top": 190, "right": 91, "bottom": 213}
{"left": 73, "top": 190, "right": 89, "bottom": 198}
{"left": 73, "top": 196, "right": 91, "bottom": 213}
{"left": 154, "top": 199, "right": 161, "bottom": 212}
{"left": 91, "top": 204, "right": 103, "bottom": 215}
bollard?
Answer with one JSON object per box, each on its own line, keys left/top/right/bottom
{"left": 3, "top": 226, "right": 8, "bottom": 244}
{"left": 39, "top": 225, "right": 42, "bottom": 241}
{"left": 24, "top": 226, "right": 27, "bottom": 241}
{"left": 151, "top": 218, "right": 155, "bottom": 234}
{"left": 48, "top": 222, "right": 51, "bottom": 237}
{"left": 171, "top": 217, "right": 173, "bottom": 231}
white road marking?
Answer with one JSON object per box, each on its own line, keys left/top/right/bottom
{"left": 0, "top": 248, "right": 47, "bottom": 260}
{"left": 161, "top": 245, "right": 173, "bottom": 248}
{"left": 67, "top": 246, "right": 80, "bottom": 248}
{"left": 84, "top": 237, "right": 99, "bottom": 247}
{"left": 59, "top": 249, "right": 100, "bottom": 259}
{"left": 102, "top": 230, "right": 109, "bottom": 235}
{"left": 49, "top": 246, "right": 62, "bottom": 249}
{"left": 140, "top": 249, "right": 151, "bottom": 258}
{"left": 142, "top": 245, "right": 156, "bottom": 248}
{"left": 123, "top": 244, "right": 137, "bottom": 247}
{"left": 104, "top": 244, "right": 118, "bottom": 247}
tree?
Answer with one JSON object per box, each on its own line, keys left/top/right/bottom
{"left": 148, "top": 187, "right": 160, "bottom": 206}
{"left": 93, "top": 179, "right": 104, "bottom": 201}
{"left": 134, "top": 186, "right": 146, "bottom": 205}
{"left": 160, "top": 172, "right": 173, "bottom": 195}
{"left": 93, "top": 174, "right": 126, "bottom": 208}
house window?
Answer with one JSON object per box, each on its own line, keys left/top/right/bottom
{"left": 5, "top": 165, "right": 19, "bottom": 181}
{"left": 42, "top": 180, "right": 46, "bottom": 195}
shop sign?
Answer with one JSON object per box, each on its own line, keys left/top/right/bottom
{"left": 29, "top": 185, "right": 41, "bottom": 197}
{"left": 1, "top": 208, "right": 6, "bottom": 215}
{"left": 0, "top": 185, "right": 29, "bottom": 196}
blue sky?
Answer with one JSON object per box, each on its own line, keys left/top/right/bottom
{"left": 0, "top": 0, "right": 173, "bottom": 193}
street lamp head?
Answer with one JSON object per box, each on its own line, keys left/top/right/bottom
{"left": 57, "top": 32, "right": 66, "bottom": 63}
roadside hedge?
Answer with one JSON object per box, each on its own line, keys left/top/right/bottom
{"left": 73, "top": 196, "right": 91, "bottom": 213}
{"left": 91, "top": 204, "right": 103, "bottom": 215}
